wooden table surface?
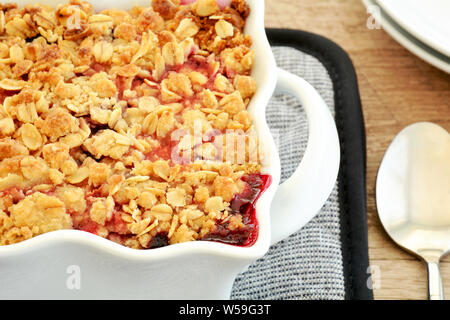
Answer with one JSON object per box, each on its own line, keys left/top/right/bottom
{"left": 264, "top": 0, "right": 450, "bottom": 300}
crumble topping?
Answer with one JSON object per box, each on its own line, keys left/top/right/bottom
{"left": 0, "top": 0, "right": 269, "bottom": 249}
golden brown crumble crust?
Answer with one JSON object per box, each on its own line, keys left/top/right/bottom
{"left": 0, "top": 0, "right": 263, "bottom": 249}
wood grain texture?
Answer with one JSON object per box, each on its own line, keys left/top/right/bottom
{"left": 264, "top": 0, "right": 450, "bottom": 300}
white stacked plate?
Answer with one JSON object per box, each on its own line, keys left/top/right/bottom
{"left": 363, "top": 0, "right": 450, "bottom": 74}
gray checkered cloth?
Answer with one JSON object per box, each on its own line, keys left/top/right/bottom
{"left": 231, "top": 46, "right": 345, "bottom": 300}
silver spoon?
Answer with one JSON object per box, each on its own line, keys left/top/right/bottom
{"left": 376, "top": 122, "right": 450, "bottom": 300}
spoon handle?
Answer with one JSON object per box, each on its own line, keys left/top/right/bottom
{"left": 427, "top": 261, "right": 444, "bottom": 300}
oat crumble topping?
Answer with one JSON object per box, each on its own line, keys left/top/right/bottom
{"left": 0, "top": 0, "right": 270, "bottom": 249}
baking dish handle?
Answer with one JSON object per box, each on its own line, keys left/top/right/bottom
{"left": 270, "top": 68, "right": 340, "bottom": 245}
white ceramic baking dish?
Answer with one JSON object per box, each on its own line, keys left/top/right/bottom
{"left": 0, "top": 0, "right": 340, "bottom": 299}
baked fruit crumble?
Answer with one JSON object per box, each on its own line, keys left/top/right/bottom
{"left": 0, "top": 0, "right": 270, "bottom": 249}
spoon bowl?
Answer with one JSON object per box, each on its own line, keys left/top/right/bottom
{"left": 376, "top": 122, "right": 450, "bottom": 300}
